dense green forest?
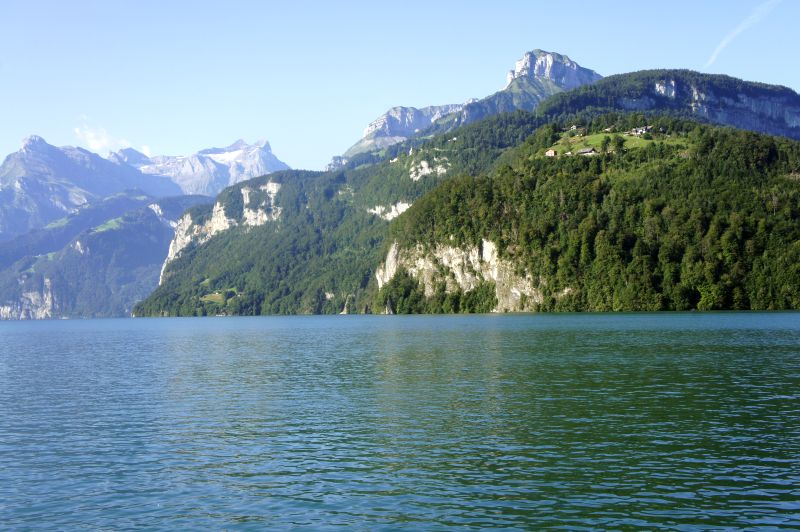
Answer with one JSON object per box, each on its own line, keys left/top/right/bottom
{"left": 381, "top": 117, "right": 800, "bottom": 311}
{"left": 135, "top": 111, "right": 800, "bottom": 316}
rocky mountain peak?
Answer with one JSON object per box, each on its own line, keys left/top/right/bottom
{"left": 223, "top": 139, "right": 249, "bottom": 151}
{"left": 504, "top": 49, "right": 602, "bottom": 90}
{"left": 112, "top": 147, "right": 152, "bottom": 166}
{"left": 197, "top": 139, "right": 273, "bottom": 156}
{"left": 223, "top": 138, "right": 270, "bottom": 151}
{"left": 125, "top": 139, "right": 290, "bottom": 196}
{"left": 20, "top": 135, "right": 49, "bottom": 152}
{"left": 335, "top": 49, "right": 602, "bottom": 164}
{"left": 361, "top": 103, "right": 469, "bottom": 139}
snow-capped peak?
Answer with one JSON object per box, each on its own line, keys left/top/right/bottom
{"left": 120, "top": 139, "right": 290, "bottom": 196}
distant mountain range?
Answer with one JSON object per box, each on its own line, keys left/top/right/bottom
{"left": 332, "top": 49, "right": 603, "bottom": 166}
{"left": 0, "top": 136, "right": 180, "bottom": 240}
{"left": 0, "top": 136, "right": 289, "bottom": 241}
{"left": 111, "top": 139, "right": 289, "bottom": 196}
{"left": 0, "top": 135, "right": 288, "bottom": 318}
{"left": 0, "top": 193, "right": 209, "bottom": 319}
{"left": 3, "top": 46, "right": 800, "bottom": 319}
{"left": 136, "top": 60, "right": 800, "bottom": 316}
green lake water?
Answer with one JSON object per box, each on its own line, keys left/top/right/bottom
{"left": 1, "top": 313, "right": 798, "bottom": 529}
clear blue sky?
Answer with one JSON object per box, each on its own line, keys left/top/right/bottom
{"left": 1, "top": 0, "right": 797, "bottom": 170}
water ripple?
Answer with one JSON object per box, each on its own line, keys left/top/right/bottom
{"left": 0, "top": 313, "right": 799, "bottom": 529}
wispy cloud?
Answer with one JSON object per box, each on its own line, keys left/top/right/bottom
{"left": 73, "top": 118, "right": 132, "bottom": 154}
{"left": 706, "top": 0, "right": 781, "bottom": 68}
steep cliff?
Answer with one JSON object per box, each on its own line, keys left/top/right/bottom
{"left": 538, "top": 69, "right": 800, "bottom": 140}
{"left": 343, "top": 103, "right": 472, "bottom": 158}
{"left": 504, "top": 49, "right": 602, "bottom": 90}
{"left": 160, "top": 180, "right": 282, "bottom": 284}
{"left": 376, "top": 240, "right": 549, "bottom": 312}
{"left": 0, "top": 277, "right": 56, "bottom": 319}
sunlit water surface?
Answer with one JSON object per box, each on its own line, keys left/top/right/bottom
{"left": 1, "top": 313, "right": 799, "bottom": 529}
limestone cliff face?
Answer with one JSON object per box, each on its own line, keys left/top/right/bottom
{"left": 504, "top": 49, "right": 602, "bottom": 90}
{"left": 367, "top": 202, "right": 411, "bottom": 221}
{"left": 696, "top": 90, "right": 800, "bottom": 131}
{"left": 343, "top": 103, "right": 471, "bottom": 158}
{"left": 680, "top": 80, "right": 800, "bottom": 131}
{"left": 614, "top": 76, "right": 800, "bottom": 138}
{"left": 362, "top": 105, "right": 466, "bottom": 139}
{"left": 0, "top": 277, "right": 56, "bottom": 319}
{"left": 376, "top": 240, "right": 561, "bottom": 312}
{"left": 160, "top": 181, "right": 281, "bottom": 284}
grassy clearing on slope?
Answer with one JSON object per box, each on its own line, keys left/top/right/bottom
{"left": 546, "top": 131, "right": 686, "bottom": 156}
{"left": 92, "top": 218, "right": 123, "bottom": 233}
{"left": 200, "top": 288, "right": 239, "bottom": 305}
{"left": 45, "top": 217, "right": 69, "bottom": 229}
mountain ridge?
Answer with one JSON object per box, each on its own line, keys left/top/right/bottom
{"left": 0, "top": 193, "right": 209, "bottom": 319}
{"left": 536, "top": 69, "right": 800, "bottom": 140}
{"left": 115, "top": 139, "right": 290, "bottom": 196}
{"left": 5, "top": 48, "right": 800, "bottom": 318}
{"left": 334, "top": 49, "right": 602, "bottom": 165}
{"left": 138, "top": 111, "right": 800, "bottom": 316}
{"left": 0, "top": 136, "right": 181, "bottom": 240}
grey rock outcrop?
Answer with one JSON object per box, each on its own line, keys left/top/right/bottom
{"left": 160, "top": 180, "right": 282, "bottom": 284}
{"left": 376, "top": 239, "right": 561, "bottom": 313}
{"left": 0, "top": 276, "right": 56, "bottom": 319}
{"left": 504, "top": 49, "right": 602, "bottom": 90}
{"left": 343, "top": 103, "right": 473, "bottom": 158}
{"left": 118, "top": 140, "right": 290, "bottom": 196}
{"left": 335, "top": 49, "right": 601, "bottom": 163}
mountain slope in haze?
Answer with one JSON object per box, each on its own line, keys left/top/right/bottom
{"left": 0, "top": 136, "right": 180, "bottom": 240}
{"left": 0, "top": 192, "right": 158, "bottom": 271}
{"left": 337, "top": 49, "right": 602, "bottom": 162}
{"left": 342, "top": 102, "right": 475, "bottom": 159}
{"left": 0, "top": 133, "right": 288, "bottom": 317}
{"left": 0, "top": 194, "right": 209, "bottom": 319}
{"left": 114, "top": 139, "right": 290, "bottom": 196}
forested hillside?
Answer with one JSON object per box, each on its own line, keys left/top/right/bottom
{"left": 133, "top": 112, "right": 549, "bottom": 316}
{"left": 136, "top": 110, "right": 800, "bottom": 315}
{"left": 379, "top": 116, "right": 800, "bottom": 312}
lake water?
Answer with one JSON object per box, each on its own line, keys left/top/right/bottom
{"left": 1, "top": 313, "right": 799, "bottom": 529}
